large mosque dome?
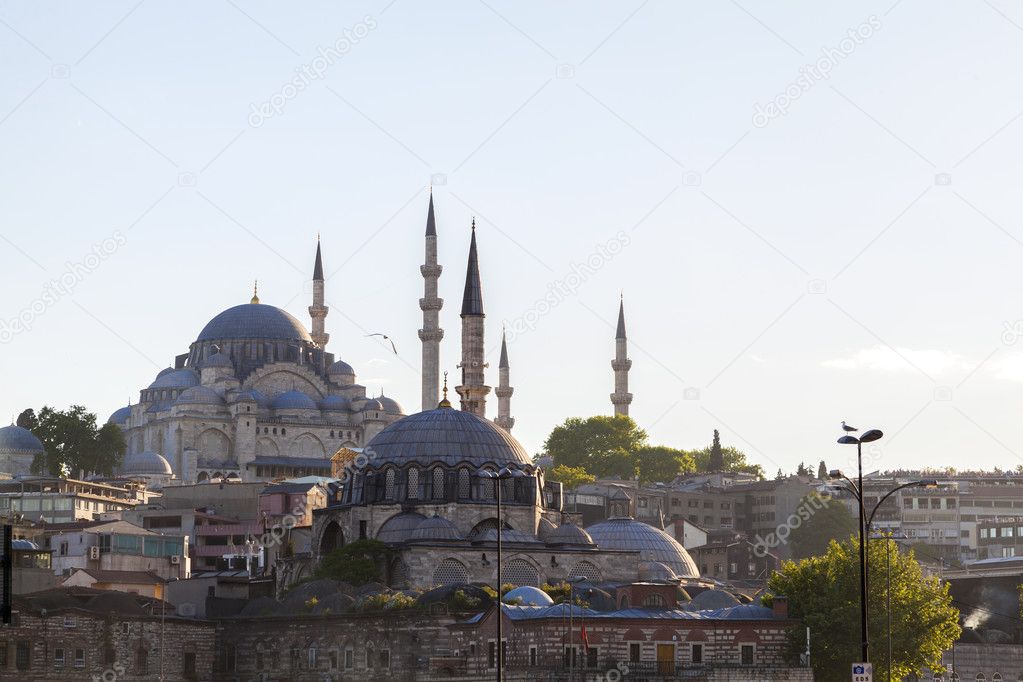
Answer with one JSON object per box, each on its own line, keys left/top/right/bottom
{"left": 0, "top": 425, "right": 44, "bottom": 454}
{"left": 196, "top": 304, "right": 312, "bottom": 343}
{"left": 586, "top": 517, "right": 699, "bottom": 578}
{"left": 365, "top": 407, "right": 531, "bottom": 469}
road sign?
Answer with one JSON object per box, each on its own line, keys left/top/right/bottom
{"left": 852, "top": 662, "right": 873, "bottom": 682}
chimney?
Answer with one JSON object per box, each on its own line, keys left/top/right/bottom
{"left": 772, "top": 595, "right": 788, "bottom": 619}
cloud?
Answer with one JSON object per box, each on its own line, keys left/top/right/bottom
{"left": 822, "top": 345, "right": 971, "bottom": 376}
{"left": 988, "top": 352, "right": 1023, "bottom": 382}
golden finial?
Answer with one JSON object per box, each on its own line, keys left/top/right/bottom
{"left": 251, "top": 280, "right": 260, "bottom": 304}
{"left": 438, "top": 371, "right": 452, "bottom": 409}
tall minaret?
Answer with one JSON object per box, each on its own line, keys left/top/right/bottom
{"left": 494, "top": 329, "right": 514, "bottom": 431}
{"left": 455, "top": 220, "right": 490, "bottom": 417}
{"left": 309, "top": 237, "right": 329, "bottom": 347}
{"left": 610, "top": 296, "right": 633, "bottom": 416}
{"left": 418, "top": 193, "right": 444, "bottom": 411}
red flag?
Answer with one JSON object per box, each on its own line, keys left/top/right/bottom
{"left": 580, "top": 622, "right": 589, "bottom": 650}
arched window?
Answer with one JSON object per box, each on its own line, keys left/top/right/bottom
{"left": 407, "top": 467, "right": 422, "bottom": 500}
{"left": 569, "top": 561, "right": 602, "bottom": 582}
{"left": 642, "top": 593, "right": 666, "bottom": 607}
{"left": 503, "top": 558, "right": 540, "bottom": 587}
{"left": 384, "top": 468, "right": 396, "bottom": 500}
{"left": 330, "top": 430, "right": 334, "bottom": 438}
{"left": 432, "top": 558, "right": 469, "bottom": 586}
{"left": 993, "top": 674, "right": 1002, "bottom": 682}
{"left": 480, "top": 467, "right": 496, "bottom": 499}
{"left": 976, "top": 674, "right": 986, "bottom": 682}
{"left": 281, "top": 428, "right": 286, "bottom": 435}
{"left": 432, "top": 467, "right": 445, "bottom": 500}
{"left": 458, "top": 468, "right": 472, "bottom": 499}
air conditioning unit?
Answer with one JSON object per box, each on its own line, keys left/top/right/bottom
{"left": 88, "top": 546, "right": 100, "bottom": 560}
{"left": 169, "top": 555, "right": 181, "bottom": 565}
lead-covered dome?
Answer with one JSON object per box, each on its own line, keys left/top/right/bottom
{"left": 175, "top": 386, "right": 225, "bottom": 406}
{"left": 149, "top": 368, "right": 199, "bottom": 389}
{"left": 546, "top": 522, "right": 595, "bottom": 547}
{"left": 0, "top": 425, "right": 44, "bottom": 454}
{"left": 196, "top": 304, "right": 312, "bottom": 343}
{"left": 585, "top": 518, "right": 699, "bottom": 578}
{"left": 271, "top": 390, "right": 318, "bottom": 411}
{"left": 107, "top": 406, "right": 132, "bottom": 425}
{"left": 364, "top": 407, "right": 531, "bottom": 469}
{"left": 122, "top": 450, "right": 173, "bottom": 476}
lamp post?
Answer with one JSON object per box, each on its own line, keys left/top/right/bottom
{"left": 477, "top": 466, "right": 526, "bottom": 682}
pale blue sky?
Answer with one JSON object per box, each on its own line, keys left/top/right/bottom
{"left": 3, "top": 1, "right": 1023, "bottom": 475}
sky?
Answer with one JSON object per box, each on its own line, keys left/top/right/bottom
{"left": 2, "top": 1, "right": 1023, "bottom": 477}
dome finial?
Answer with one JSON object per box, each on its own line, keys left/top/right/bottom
{"left": 251, "top": 280, "right": 260, "bottom": 304}
{"left": 438, "top": 371, "right": 452, "bottom": 409}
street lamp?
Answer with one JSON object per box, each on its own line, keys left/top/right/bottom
{"left": 477, "top": 466, "right": 526, "bottom": 682}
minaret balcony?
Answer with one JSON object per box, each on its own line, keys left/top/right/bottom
{"left": 418, "top": 328, "right": 444, "bottom": 342}
{"left": 611, "top": 359, "right": 632, "bottom": 371}
{"left": 420, "top": 264, "right": 443, "bottom": 277}
{"left": 419, "top": 297, "right": 444, "bottom": 311}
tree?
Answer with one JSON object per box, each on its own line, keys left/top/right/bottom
{"left": 542, "top": 415, "right": 647, "bottom": 480}
{"left": 315, "top": 539, "right": 392, "bottom": 586}
{"left": 708, "top": 430, "right": 724, "bottom": 470}
{"left": 16, "top": 408, "right": 37, "bottom": 430}
{"left": 634, "top": 446, "right": 695, "bottom": 484}
{"left": 817, "top": 460, "right": 827, "bottom": 480}
{"left": 775, "top": 468, "right": 784, "bottom": 480}
{"left": 691, "top": 437, "right": 765, "bottom": 480}
{"left": 766, "top": 537, "right": 960, "bottom": 682}
{"left": 788, "top": 493, "right": 858, "bottom": 560}
{"left": 549, "top": 464, "right": 595, "bottom": 491}
{"left": 29, "top": 405, "right": 125, "bottom": 477}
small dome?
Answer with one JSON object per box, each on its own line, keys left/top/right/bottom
{"left": 149, "top": 368, "right": 200, "bottom": 389}
{"left": 476, "top": 528, "right": 541, "bottom": 544}
{"left": 0, "top": 425, "right": 44, "bottom": 454}
{"left": 201, "top": 352, "right": 233, "bottom": 369}
{"left": 410, "top": 515, "right": 463, "bottom": 542}
{"left": 319, "top": 395, "right": 350, "bottom": 412}
{"left": 156, "top": 367, "right": 176, "bottom": 378}
{"left": 503, "top": 586, "right": 554, "bottom": 606}
{"left": 107, "top": 406, "right": 132, "bottom": 425}
{"left": 234, "top": 389, "right": 270, "bottom": 408}
{"left": 271, "top": 390, "right": 318, "bottom": 411}
{"left": 546, "top": 522, "right": 595, "bottom": 547}
{"left": 123, "top": 450, "right": 173, "bottom": 476}
{"left": 638, "top": 561, "right": 678, "bottom": 581}
{"left": 537, "top": 518, "right": 557, "bottom": 541}
{"left": 585, "top": 517, "right": 699, "bottom": 578}
{"left": 688, "top": 588, "right": 741, "bottom": 610}
{"left": 328, "top": 360, "right": 356, "bottom": 377}
{"left": 376, "top": 512, "right": 426, "bottom": 544}
{"left": 361, "top": 398, "right": 383, "bottom": 411}
{"left": 176, "top": 386, "right": 225, "bottom": 406}
{"left": 376, "top": 395, "right": 403, "bottom": 415}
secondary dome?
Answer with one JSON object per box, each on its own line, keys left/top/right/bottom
{"left": 122, "top": 450, "right": 173, "bottom": 476}
{"left": 149, "top": 368, "right": 199, "bottom": 389}
{"left": 410, "top": 515, "right": 463, "bottom": 542}
{"left": 377, "top": 395, "right": 403, "bottom": 414}
{"left": 376, "top": 512, "right": 426, "bottom": 544}
{"left": 546, "top": 522, "right": 595, "bottom": 547}
{"left": 364, "top": 408, "right": 532, "bottom": 469}
{"left": 328, "top": 360, "right": 355, "bottom": 376}
{"left": 319, "top": 395, "right": 350, "bottom": 412}
{"left": 503, "top": 586, "right": 554, "bottom": 606}
{"left": 585, "top": 518, "right": 699, "bottom": 578}
{"left": 0, "top": 425, "right": 43, "bottom": 454}
{"left": 271, "top": 390, "right": 318, "bottom": 411}
{"left": 175, "top": 386, "right": 225, "bottom": 406}
{"left": 107, "top": 406, "right": 132, "bottom": 425}
{"left": 196, "top": 304, "right": 312, "bottom": 343}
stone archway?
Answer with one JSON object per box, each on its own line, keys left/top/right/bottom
{"left": 319, "top": 520, "right": 345, "bottom": 555}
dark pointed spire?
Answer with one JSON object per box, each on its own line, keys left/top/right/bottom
{"left": 461, "top": 219, "right": 484, "bottom": 316}
{"left": 425, "top": 191, "right": 437, "bottom": 237}
{"left": 499, "top": 328, "right": 509, "bottom": 369}
{"left": 313, "top": 236, "right": 324, "bottom": 281}
{"left": 616, "top": 295, "right": 627, "bottom": 340}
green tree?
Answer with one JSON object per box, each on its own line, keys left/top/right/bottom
{"left": 766, "top": 537, "right": 960, "bottom": 682}
{"left": 549, "top": 464, "right": 596, "bottom": 491}
{"left": 542, "top": 415, "right": 647, "bottom": 480}
{"left": 817, "top": 460, "right": 827, "bottom": 480}
{"left": 708, "top": 429, "right": 724, "bottom": 470}
{"left": 315, "top": 539, "right": 392, "bottom": 586}
{"left": 29, "top": 405, "right": 126, "bottom": 477}
{"left": 16, "top": 408, "right": 37, "bottom": 430}
{"left": 634, "top": 445, "right": 695, "bottom": 484}
{"left": 691, "top": 437, "right": 765, "bottom": 480}
{"left": 788, "top": 493, "right": 858, "bottom": 560}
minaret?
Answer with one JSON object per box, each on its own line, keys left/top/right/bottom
{"left": 309, "top": 237, "right": 329, "bottom": 347}
{"left": 494, "top": 328, "right": 514, "bottom": 431}
{"left": 418, "top": 193, "right": 444, "bottom": 411}
{"left": 610, "top": 296, "right": 633, "bottom": 416}
{"left": 455, "top": 220, "right": 490, "bottom": 417}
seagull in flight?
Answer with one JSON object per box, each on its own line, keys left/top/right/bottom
{"left": 366, "top": 333, "right": 397, "bottom": 355}
{"left": 841, "top": 421, "right": 858, "bottom": 433}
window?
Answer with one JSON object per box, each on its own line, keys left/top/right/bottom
{"left": 74, "top": 649, "right": 85, "bottom": 669}
{"left": 345, "top": 648, "right": 353, "bottom": 669}
{"left": 629, "top": 643, "right": 640, "bottom": 662}
{"left": 1003, "top": 527, "right": 1015, "bottom": 538}
{"left": 740, "top": 644, "right": 754, "bottom": 665}
{"left": 947, "top": 498, "right": 957, "bottom": 508}
{"left": 904, "top": 498, "right": 913, "bottom": 508}
{"left": 407, "top": 467, "right": 421, "bottom": 499}
{"left": 488, "top": 641, "right": 497, "bottom": 669}
{"left": 458, "top": 468, "right": 471, "bottom": 499}
{"left": 980, "top": 528, "right": 990, "bottom": 539}
{"left": 384, "top": 468, "right": 396, "bottom": 500}
{"left": 359, "top": 520, "right": 367, "bottom": 540}
{"left": 308, "top": 647, "right": 318, "bottom": 669}
{"left": 638, "top": 498, "right": 648, "bottom": 508}
{"left": 703, "top": 501, "right": 713, "bottom": 509}
{"left": 1003, "top": 547, "right": 1016, "bottom": 558}
{"left": 329, "top": 650, "right": 338, "bottom": 669}
{"left": 432, "top": 467, "right": 445, "bottom": 500}
{"left": 587, "top": 647, "right": 598, "bottom": 668}
{"left": 214, "top": 647, "right": 224, "bottom": 674}
{"left": 688, "top": 500, "right": 699, "bottom": 508}
{"left": 379, "top": 649, "right": 390, "bottom": 669}
{"left": 691, "top": 643, "right": 703, "bottom": 663}
{"left": 642, "top": 593, "right": 666, "bottom": 607}
{"left": 931, "top": 498, "right": 941, "bottom": 509}
{"left": 63, "top": 615, "right": 74, "bottom": 628}
{"left": 529, "top": 646, "right": 537, "bottom": 666}
{"left": 16, "top": 641, "right": 30, "bottom": 670}
{"left": 54, "top": 648, "right": 65, "bottom": 668}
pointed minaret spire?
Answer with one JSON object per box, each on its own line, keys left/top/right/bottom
{"left": 610, "top": 295, "right": 633, "bottom": 417}
{"left": 251, "top": 280, "right": 260, "bottom": 304}
{"left": 309, "top": 237, "right": 329, "bottom": 347}
{"left": 495, "top": 328, "right": 514, "bottom": 432}
{"left": 419, "top": 193, "right": 444, "bottom": 411}
{"left": 456, "top": 219, "right": 490, "bottom": 418}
